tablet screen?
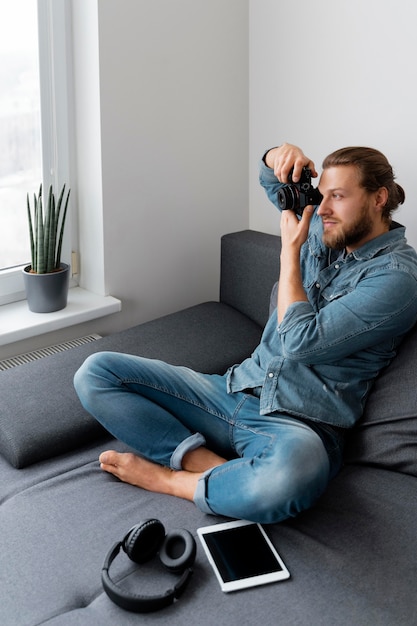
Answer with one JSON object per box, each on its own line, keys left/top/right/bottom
{"left": 203, "top": 523, "right": 282, "bottom": 581}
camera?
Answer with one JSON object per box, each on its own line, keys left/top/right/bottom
{"left": 277, "top": 167, "right": 323, "bottom": 216}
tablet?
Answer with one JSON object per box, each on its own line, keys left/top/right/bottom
{"left": 197, "top": 519, "right": 290, "bottom": 592}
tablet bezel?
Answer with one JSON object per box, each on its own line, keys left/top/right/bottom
{"left": 197, "top": 519, "right": 290, "bottom": 592}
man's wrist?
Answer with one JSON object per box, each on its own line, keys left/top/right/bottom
{"left": 262, "top": 146, "right": 280, "bottom": 168}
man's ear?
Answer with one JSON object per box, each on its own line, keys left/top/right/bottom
{"left": 375, "top": 186, "right": 388, "bottom": 211}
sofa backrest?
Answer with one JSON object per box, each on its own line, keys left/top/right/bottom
{"left": 220, "top": 230, "right": 281, "bottom": 328}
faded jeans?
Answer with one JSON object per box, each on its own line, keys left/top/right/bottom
{"left": 74, "top": 352, "right": 345, "bottom": 524}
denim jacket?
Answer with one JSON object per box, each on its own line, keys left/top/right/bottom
{"left": 227, "top": 161, "right": 417, "bottom": 428}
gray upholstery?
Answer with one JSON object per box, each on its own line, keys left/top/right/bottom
{"left": 344, "top": 322, "right": 417, "bottom": 476}
{"left": 0, "top": 229, "right": 416, "bottom": 626}
{"left": 0, "top": 302, "right": 262, "bottom": 468}
{"left": 220, "top": 229, "right": 281, "bottom": 327}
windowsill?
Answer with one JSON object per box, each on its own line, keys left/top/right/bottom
{"left": 0, "top": 287, "right": 121, "bottom": 346}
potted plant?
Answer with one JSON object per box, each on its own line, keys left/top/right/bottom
{"left": 23, "top": 183, "right": 71, "bottom": 313}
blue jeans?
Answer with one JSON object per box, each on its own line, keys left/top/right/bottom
{"left": 74, "top": 352, "right": 344, "bottom": 524}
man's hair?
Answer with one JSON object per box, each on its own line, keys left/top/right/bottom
{"left": 322, "top": 146, "right": 405, "bottom": 222}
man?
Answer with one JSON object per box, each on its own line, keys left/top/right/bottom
{"left": 74, "top": 143, "right": 417, "bottom": 524}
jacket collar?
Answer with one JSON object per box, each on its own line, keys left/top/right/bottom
{"left": 350, "top": 222, "right": 405, "bottom": 261}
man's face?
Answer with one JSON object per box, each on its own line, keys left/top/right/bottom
{"left": 317, "top": 165, "right": 377, "bottom": 251}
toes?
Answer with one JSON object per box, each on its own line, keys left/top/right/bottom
{"left": 99, "top": 450, "right": 119, "bottom": 465}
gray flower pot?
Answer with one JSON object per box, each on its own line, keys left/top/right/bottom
{"left": 22, "top": 263, "right": 70, "bottom": 313}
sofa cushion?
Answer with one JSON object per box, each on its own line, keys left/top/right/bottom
{"left": 0, "top": 342, "right": 108, "bottom": 471}
{"left": 1, "top": 446, "right": 415, "bottom": 626}
{"left": 0, "top": 302, "right": 262, "bottom": 469}
{"left": 345, "top": 322, "right": 417, "bottom": 477}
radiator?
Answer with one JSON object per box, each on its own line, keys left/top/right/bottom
{"left": 0, "top": 334, "right": 102, "bottom": 372}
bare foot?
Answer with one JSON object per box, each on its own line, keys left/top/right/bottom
{"left": 99, "top": 450, "right": 169, "bottom": 490}
{"left": 99, "top": 450, "right": 200, "bottom": 501}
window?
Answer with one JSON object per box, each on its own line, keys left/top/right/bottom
{"left": 0, "top": 0, "right": 74, "bottom": 305}
{"left": 0, "top": 0, "right": 41, "bottom": 270}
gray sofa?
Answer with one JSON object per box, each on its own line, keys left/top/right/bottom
{"left": 1, "top": 230, "right": 416, "bottom": 626}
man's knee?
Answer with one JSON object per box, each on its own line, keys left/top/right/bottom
{"left": 244, "top": 444, "right": 330, "bottom": 523}
{"left": 73, "top": 351, "right": 114, "bottom": 403}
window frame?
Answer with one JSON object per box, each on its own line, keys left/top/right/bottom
{"left": 0, "top": 0, "right": 76, "bottom": 306}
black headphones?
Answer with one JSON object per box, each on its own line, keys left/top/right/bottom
{"left": 101, "top": 518, "right": 196, "bottom": 612}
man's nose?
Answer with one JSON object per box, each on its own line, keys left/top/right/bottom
{"left": 317, "top": 198, "right": 329, "bottom": 215}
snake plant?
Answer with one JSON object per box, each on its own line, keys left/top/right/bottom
{"left": 26, "top": 184, "right": 70, "bottom": 274}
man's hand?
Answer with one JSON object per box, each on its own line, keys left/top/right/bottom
{"left": 265, "top": 143, "right": 318, "bottom": 183}
{"left": 280, "top": 204, "right": 315, "bottom": 253}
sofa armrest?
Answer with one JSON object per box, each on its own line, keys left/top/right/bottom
{"left": 220, "top": 230, "right": 281, "bottom": 327}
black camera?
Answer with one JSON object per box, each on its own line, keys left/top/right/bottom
{"left": 277, "top": 167, "right": 323, "bottom": 216}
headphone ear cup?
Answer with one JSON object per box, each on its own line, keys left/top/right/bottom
{"left": 159, "top": 528, "right": 196, "bottom": 573}
{"left": 123, "top": 518, "right": 165, "bottom": 564}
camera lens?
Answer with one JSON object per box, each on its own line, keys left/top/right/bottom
{"left": 277, "top": 185, "right": 300, "bottom": 211}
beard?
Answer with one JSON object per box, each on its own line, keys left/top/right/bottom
{"left": 322, "top": 202, "right": 374, "bottom": 250}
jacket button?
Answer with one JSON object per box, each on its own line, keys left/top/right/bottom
{"left": 268, "top": 372, "right": 274, "bottom": 378}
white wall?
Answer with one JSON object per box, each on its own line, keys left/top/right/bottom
{"left": 95, "top": 0, "right": 249, "bottom": 330}
{"left": 249, "top": 0, "right": 417, "bottom": 249}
